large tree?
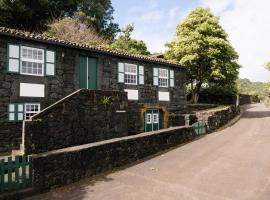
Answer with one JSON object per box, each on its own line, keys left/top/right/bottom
{"left": 165, "top": 7, "right": 240, "bottom": 103}
{"left": 0, "top": 0, "right": 78, "bottom": 32}
{"left": 110, "top": 24, "right": 150, "bottom": 55}
{"left": 0, "top": 0, "right": 119, "bottom": 39}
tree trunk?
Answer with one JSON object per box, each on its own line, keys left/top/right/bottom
{"left": 190, "top": 81, "right": 195, "bottom": 103}
{"left": 193, "top": 82, "right": 202, "bottom": 104}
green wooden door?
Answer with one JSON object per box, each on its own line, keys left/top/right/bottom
{"left": 145, "top": 109, "right": 163, "bottom": 132}
{"left": 152, "top": 110, "right": 159, "bottom": 131}
{"left": 79, "top": 56, "right": 97, "bottom": 89}
{"left": 145, "top": 110, "right": 153, "bottom": 132}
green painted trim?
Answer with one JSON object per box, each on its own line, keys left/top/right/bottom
{"left": 0, "top": 159, "right": 5, "bottom": 193}
{"left": 14, "top": 156, "right": 19, "bottom": 191}
{"left": 7, "top": 43, "right": 20, "bottom": 74}
{"left": 8, "top": 103, "right": 16, "bottom": 122}
{"left": 7, "top": 157, "right": 12, "bottom": 192}
{"left": 21, "top": 156, "right": 26, "bottom": 189}
{"left": 45, "top": 49, "right": 56, "bottom": 77}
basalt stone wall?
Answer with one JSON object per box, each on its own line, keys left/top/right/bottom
{"left": 169, "top": 106, "right": 239, "bottom": 132}
{"left": 24, "top": 89, "right": 128, "bottom": 154}
{"left": 192, "top": 93, "right": 237, "bottom": 105}
{"left": 0, "top": 34, "right": 186, "bottom": 153}
{"left": 194, "top": 106, "right": 239, "bottom": 131}
{"left": 239, "top": 94, "right": 252, "bottom": 105}
{"left": 189, "top": 93, "right": 252, "bottom": 106}
{"left": 32, "top": 126, "right": 195, "bottom": 193}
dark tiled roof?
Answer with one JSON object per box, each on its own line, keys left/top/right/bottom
{"left": 0, "top": 27, "right": 184, "bottom": 68}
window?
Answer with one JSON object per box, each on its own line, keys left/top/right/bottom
{"left": 25, "top": 103, "right": 40, "bottom": 120}
{"left": 118, "top": 63, "right": 144, "bottom": 85}
{"left": 7, "top": 44, "right": 56, "bottom": 76}
{"left": 158, "top": 68, "right": 169, "bottom": 87}
{"left": 153, "top": 113, "right": 159, "bottom": 123}
{"left": 146, "top": 114, "right": 152, "bottom": 124}
{"left": 21, "top": 46, "right": 44, "bottom": 76}
{"left": 124, "top": 63, "right": 137, "bottom": 85}
{"left": 153, "top": 68, "right": 174, "bottom": 88}
{"left": 8, "top": 103, "right": 40, "bottom": 122}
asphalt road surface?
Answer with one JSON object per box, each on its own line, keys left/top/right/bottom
{"left": 25, "top": 103, "right": 270, "bottom": 200}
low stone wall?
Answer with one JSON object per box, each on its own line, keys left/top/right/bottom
{"left": 239, "top": 94, "right": 252, "bottom": 105}
{"left": 24, "top": 89, "right": 128, "bottom": 154}
{"left": 195, "top": 106, "right": 240, "bottom": 131}
{"left": 169, "top": 106, "right": 239, "bottom": 131}
{"left": 32, "top": 126, "right": 195, "bottom": 193}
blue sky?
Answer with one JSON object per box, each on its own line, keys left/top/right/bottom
{"left": 111, "top": 0, "right": 270, "bottom": 82}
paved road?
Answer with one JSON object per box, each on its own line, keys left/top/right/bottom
{"left": 26, "top": 104, "right": 270, "bottom": 200}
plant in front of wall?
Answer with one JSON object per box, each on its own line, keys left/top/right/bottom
{"left": 33, "top": 118, "right": 42, "bottom": 122}
{"left": 101, "top": 96, "right": 113, "bottom": 108}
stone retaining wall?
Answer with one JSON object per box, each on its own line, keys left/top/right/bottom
{"left": 195, "top": 106, "right": 240, "bottom": 131}
{"left": 169, "top": 106, "right": 240, "bottom": 131}
{"left": 24, "top": 89, "right": 128, "bottom": 154}
{"left": 32, "top": 126, "right": 195, "bottom": 193}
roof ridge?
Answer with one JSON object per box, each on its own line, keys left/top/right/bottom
{"left": 0, "top": 26, "right": 182, "bottom": 68}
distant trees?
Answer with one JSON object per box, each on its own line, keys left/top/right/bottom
{"left": 110, "top": 24, "right": 150, "bottom": 55}
{"left": 165, "top": 7, "right": 240, "bottom": 103}
{"left": 0, "top": 0, "right": 119, "bottom": 39}
{"left": 237, "top": 78, "right": 269, "bottom": 99}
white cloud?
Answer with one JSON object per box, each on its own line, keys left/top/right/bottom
{"left": 201, "top": 0, "right": 270, "bottom": 82}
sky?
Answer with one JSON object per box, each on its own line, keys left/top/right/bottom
{"left": 111, "top": 0, "right": 270, "bottom": 82}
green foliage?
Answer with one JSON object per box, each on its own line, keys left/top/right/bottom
{"left": 0, "top": 0, "right": 78, "bottom": 32}
{"left": 237, "top": 78, "right": 269, "bottom": 100}
{"left": 265, "top": 62, "right": 270, "bottom": 71}
{"left": 75, "top": 0, "right": 119, "bottom": 40}
{"left": 165, "top": 7, "right": 240, "bottom": 103}
{"left": 101, "top": 96, "right": 112, "bottom": 107}
{"left": 110, "top": 24, "right": 150, "bottom": 55}
{"left": 0, "top": 0, "right": 119, "bottom": 39}
{"left": 44, "top": 17, "right": 109, "bottom": 46}
{"left": 201, "top": 83, "right": 238, "bottom": 95}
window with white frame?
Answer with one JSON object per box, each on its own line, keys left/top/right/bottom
{"left": 158, "top": 68, "right": 169, "bottom": 87}
{"left": 124, "top": 63, "right": 137, "bottom": 85}
{"left": 8, "top": 44, "right": 55, "bottom": 76}
{"left": 153, "top": 68, "right": 174, "bottom": 88}
{"left": 21, "top": 46, "right": 44, "bottom": 76}
{"left": 24, "top": 103, "right": 40, "bottom": 120}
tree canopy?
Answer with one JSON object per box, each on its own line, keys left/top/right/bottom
{"left": 0, "top": 0, "right": 119, "bottom": 39}
{"left": 165, "top": 7, "right": 240, "bottom": 103}
{"left": 44, "top": 17, "right": 109, "bottom": 46}
{"left": 265, "top": 62, "right": 270, "bottom": 71}
{"left": 110, "top": 24, "right": 150, "bottom": 55}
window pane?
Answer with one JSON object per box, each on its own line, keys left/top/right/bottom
{"left": 25, "top": 104, "right": 40, "bottom": 120}
{"left": 9, "top": 104, "right": 15, "bottom": 112}
{"left": 147, "top": 114, "right": 152, "bottom": 124}
{"left": 9, "top": 113, "right": 15, "bottom": 121}
{"left": 18, "top": 104, "right": 23, "bottom": 112}
{"left": 18, "top": 113, "right": 24, "bottom": 121}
